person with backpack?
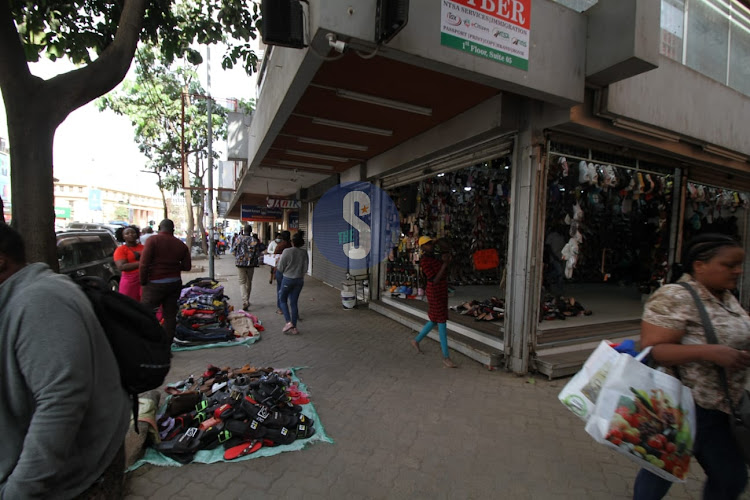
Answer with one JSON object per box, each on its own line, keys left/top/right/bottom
{"left": 234, "top": 225, "right": 263, "bottom": 311}
{"left": 0, "top": 224, "right": 130, "bottom": 498}
{"left": 140, "top": 219, "right": 192, "bottom": 343}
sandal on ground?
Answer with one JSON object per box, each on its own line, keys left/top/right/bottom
{"left": 276, "top": 309, "right": 283, "bottom": 315}
{"left": 410, "top": 339, "right": 423, "bottom": 354}
{"left": 284, "top": 327, "right": 300, "bottom": 335}
{"left": 282, "top": 322, "right": 294, "bottom": 333}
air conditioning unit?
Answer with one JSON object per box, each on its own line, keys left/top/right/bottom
{"left": 260, "top": 0, "right": 306, "bottom": 49}
{"left": 376, "top": 0, "right": 410, "bottom": 44}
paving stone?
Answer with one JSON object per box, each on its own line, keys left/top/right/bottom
{"left": 122, "top": 258, "right": 750, "bottom": 499}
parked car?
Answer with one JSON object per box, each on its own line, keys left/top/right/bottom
{"left": 56, "top": 230, "right": 121, "bottom": 291}
{"left": 64, "top": 221, "right": 121, "bottom": 235}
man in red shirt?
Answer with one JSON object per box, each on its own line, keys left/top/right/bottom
{"left": 140, "top": 219, "right": 191, "bottom": 343}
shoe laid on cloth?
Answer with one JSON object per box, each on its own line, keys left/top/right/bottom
{"left": 224, "top": 439, "right": 263, "bottom": 460}
{"left": 282, "top": 322, "right": 294, "bottom": 333}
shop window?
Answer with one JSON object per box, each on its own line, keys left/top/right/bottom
{"left": 661, "top": 0, "right": 685, "bottom": 62}
{"left": 384, "top": 156, "right": 513, "bottom": 329}
{"left": 686, "top": 0, "right": 730, "bottom": 84}
{"left": 729, "top": 8, "right": 750, "bottom": 95}
{"left": 683, "top": 182, "right": 747, "bottom": 243}
{"left": 544, "top": 146, "right": 676, "bottom": 324}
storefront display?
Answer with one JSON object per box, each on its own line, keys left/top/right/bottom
{"left": 383, "top": 156, "right": 513, "bottom": 322}
{"left": 542, "top": 143, "right": 677, "bottom": 328}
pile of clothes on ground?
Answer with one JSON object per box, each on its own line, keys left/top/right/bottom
{"left": 156, "top": 365, "right": 315, "bottom": 463}
{"left": 450, "top": 297, "right": 505, "bottom": 322}
{"left": 175, "top": 278, "right": 236, "bottom": 346}
{"left": 540, "top": 294, "right": 593, "bottom": 321}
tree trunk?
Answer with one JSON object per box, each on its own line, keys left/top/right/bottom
{"left": 194, "top": 156, "right": 207, "bottom": 255}
{"left": 155, "top": 169, "right": 169, "bottom": 219}
{"left": 184, "top": 161, "right": 195, "bottom": 250}
{"left": 0, "top": 0, "right": 147, "bottom": 266}
{"left": 7, "top": 102, "right": 59, "bottom": 268}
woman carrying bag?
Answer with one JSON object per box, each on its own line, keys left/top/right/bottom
{"left": 634, "top": 233, "right": 750, "bottom": 500}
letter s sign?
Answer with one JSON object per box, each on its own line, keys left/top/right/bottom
{"left": 342, "top": 190, "right": 372, "bottom": 259}
{"left": 313, "top": 182, "right": 400, "bottom": 272}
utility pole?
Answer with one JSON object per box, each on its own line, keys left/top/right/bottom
{"left": 207, "top": 47, "right": 215, "bottom": 280}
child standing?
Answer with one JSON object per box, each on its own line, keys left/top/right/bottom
{"left": 411, "top": 236, "right": 456, "bottom": 368}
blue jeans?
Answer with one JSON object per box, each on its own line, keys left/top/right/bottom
{"left": 279, "top": 277, "right": 304, "bottom": 326}
{"left": 275, "top": 270, "right": 284, "bottom": 310}
{"left": 633, "top": 405, "right": 748, "bottom": 500}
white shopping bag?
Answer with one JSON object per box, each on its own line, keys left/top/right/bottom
{"left": 585, "top": 351, "right": 696, "bottom": 483}
{"left": 558, "top": 340, "right": 620, "bottom": 421}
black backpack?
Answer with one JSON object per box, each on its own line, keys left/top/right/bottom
{"left": 76, "top": 277, "right": 172, "bottom": 429}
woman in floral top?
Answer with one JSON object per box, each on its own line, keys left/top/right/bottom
{"left": 634, "top": 233, "right": 750, "bottom": 500}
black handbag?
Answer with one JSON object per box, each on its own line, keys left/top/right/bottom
{"left": 679, "top": 282, "right": 750, "bottom": 465}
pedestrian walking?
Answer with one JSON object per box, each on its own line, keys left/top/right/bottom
{"left": 274, "top": 230, "right": 292, "bottom": 315}
{"left": 0, "top": 224, "right": 130, "bottom": 498}
{"left": 266, "top": 232, "right": 281, "bottom": 284}
{"left": 234, "top": 225, "right": 263, "bottom": 310}
{"left": 633, "top": 233, "right": 750, "bottom": 499}
{"left": 140, "top": 219, "right": 191, "bottom": 343}
{"left": 277, "top": 232, "right": 309, "bottom": 335}
{"left": 113, "top": 225, "right": 144, "bottom": 301}
{"left": 411, "top": 236, "right": 456, "bottom": 368}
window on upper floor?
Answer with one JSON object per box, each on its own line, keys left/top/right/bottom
{"left": 661, "top": 0, "right": 750, "bottom": 97}
{"left": 552, "top": 0, "right": 598, "bottom": 11}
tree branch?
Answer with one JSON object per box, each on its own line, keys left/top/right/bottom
{"left": 0, "top": 0, "right": 34, "bottom": 94}
{"left": 46, "top": 0, "right": 148, "bottom": 124}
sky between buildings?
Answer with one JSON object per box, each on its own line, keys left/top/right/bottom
{"left": 0, "top": 44, "right": 258, "bottom": 198}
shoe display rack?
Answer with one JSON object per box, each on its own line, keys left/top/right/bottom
{"left": 386, "top": 156, "right": 512, "bottom": 299}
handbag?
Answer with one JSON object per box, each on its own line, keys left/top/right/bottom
{"left": 678, "top": 282, "right": 750, "bottom": 465}
{"left": 584, "top": 346, "right": 696, "bottom": 482}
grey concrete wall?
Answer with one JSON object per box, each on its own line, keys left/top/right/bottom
{"left": 317, "top": 0, "right": 586, "bottom": 106}
{"left": 365, "top": 94, "right": 505, "bottom": 179}
{"left": 227, "top": 112, "right": 251, "bottom": 161}
{"left": 585, "top": 0, "right": 660, "bottom": 86}
{"left": 606, "top": 56, "right": 750, "bottom": 156}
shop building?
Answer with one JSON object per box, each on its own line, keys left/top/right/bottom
{"left": 226, "top": 0, "right": 750, "bottom": 376}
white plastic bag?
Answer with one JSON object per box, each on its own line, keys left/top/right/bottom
{"left": 558, "top": 340, "right": 620, "bottom": 421}
{"left": 585, "top": 352, "right": 696, "bottom": 483}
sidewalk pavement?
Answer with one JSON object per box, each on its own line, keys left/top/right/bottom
{"left": 124, "top": 255, "right": 742, "bottom": 500}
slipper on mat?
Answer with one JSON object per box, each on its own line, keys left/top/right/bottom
{"left": 224, "top": 439, "right": 263, "bottom": 460}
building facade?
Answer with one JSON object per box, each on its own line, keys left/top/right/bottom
{"left": 54, "top": 181, "right": 163, "bottom": 230}
{"left": 226, "top": 0, "right": 750, "bottom": 375}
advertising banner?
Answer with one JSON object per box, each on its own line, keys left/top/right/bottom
{"left": 241, "top": 204, "right": 283, "bottom": 222}
{"left": 440, "top": 0, "right": 531, "bottom": 71}
{"left": 288, "top": 211, "right": 299, "bottom": 230}
{"left": 268, "top": 198, "right": 301, "bottom": 209}
{"left": 88, "top": 188, "right": 102, "bottom": 211}
{"left": 54, "top": 207, "right": 71, "bottom": 219}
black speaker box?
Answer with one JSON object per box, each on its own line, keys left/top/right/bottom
{"left": 260, "top": 0, "right": 305, "bottom": 49}
{"left": 376, "top": 0, "right": 410, "bottom": 44}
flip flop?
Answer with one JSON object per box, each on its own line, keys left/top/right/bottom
{"left": 224, "top": 439, "right": 263, "bottom": 460}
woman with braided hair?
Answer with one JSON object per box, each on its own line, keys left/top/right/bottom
{"left": 633, "top": 233, "right": 750, "bottom": 499}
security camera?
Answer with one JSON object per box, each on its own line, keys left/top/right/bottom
{"left": 326, "top": 33, "right": 347, "bottom": 53}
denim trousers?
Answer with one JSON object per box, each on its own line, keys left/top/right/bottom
{"left": 278, "top": 277, "right": 304, "bottom": 326}
{"left": 633, "top": 405, "right": 748, "bottom": 500}
{"left": 275, "top": 270, "right": 284, "bottom": 310}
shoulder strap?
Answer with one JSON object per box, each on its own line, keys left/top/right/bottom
{"left": 677, "top": 282, "right": 736, "bottom": 413}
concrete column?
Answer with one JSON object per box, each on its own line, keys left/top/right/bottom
{"left": 504, "top": 100, "right": 567, "bottom": 374}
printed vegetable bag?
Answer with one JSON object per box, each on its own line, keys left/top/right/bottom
{"left": 585, "top": 352, "right": 696, "bottom": 482}
{"left": 558, "top": 340, "right": 620, "bottom": 421}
